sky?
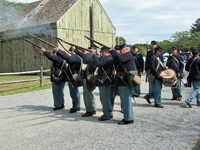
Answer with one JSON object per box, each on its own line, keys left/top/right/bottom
{"left": 8, "top": 0, "right": 200, "bottom": 44}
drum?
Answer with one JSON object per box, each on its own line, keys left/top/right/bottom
{"left": 160, "top": 68, "right": 177, "bottom": 87}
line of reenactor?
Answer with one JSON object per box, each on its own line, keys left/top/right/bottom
{"left": 21, "top": 36, "right": 200, "bottom": 125}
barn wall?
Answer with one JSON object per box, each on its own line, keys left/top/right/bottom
{"left": 57, "top": 0, "right": 116, "bottom": 51}
{"left": 0, "top": 25, "right": 57, "bottom": 73}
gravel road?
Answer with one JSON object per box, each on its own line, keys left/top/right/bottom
{"left": 0, "top": 73, "right": 199, "bottom": 150}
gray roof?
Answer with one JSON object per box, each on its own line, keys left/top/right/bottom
{"left": 0, "top": 0, "right": 78, "bottom": 32}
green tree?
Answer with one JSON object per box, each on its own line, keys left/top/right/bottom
{"left": 116, "top": 36, "right": 126, "bottom": 45}
{"left": 190, "top": 18, "right": 200, "bottom": 33}
{"left": 157, "top": 40, "right": 174, "bottom": 53}
{"left": 171, "top": 31, "right": 192, "bottom": 51}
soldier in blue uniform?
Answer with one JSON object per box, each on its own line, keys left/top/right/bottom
{"left": 110, "top": 45, "right": 120, "bottom": 110}
{"left": 92, "top": 47, "right": 114, "bottom": 121}
{"left": 144, "top": 46, "right": 168, "bottom": 108}
{"left": 185, "top": 48, "right": 200, "bottom": 108}
{"left": 131, "top": 45, "right": 144, "bottom": 97}
{"left": 40, "top": 48, "right": 67, "bottom": 110}
{"left": 145, "top": 41, "right": 164, "bottom": 94}
{"left": 74, "top": 44, "right": 97, "bottom": 117}
{"left": 54, "top": 46, "right": 81, "bottom": 113}
{"left": 109, "top": 44, "right": 136, "bottom": 124}
{"left": 166, "top": 46, "right": 184, "bottom": 101}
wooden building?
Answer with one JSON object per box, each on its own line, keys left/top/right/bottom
{"left": 0, "top": 0, "right": 116, "bottom": 73}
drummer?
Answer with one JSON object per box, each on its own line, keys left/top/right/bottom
{"left": 144, "top": 46, "right": 168, "bottom": 108}
{"left": 166, "top": 46, "right": 184, "bottom": 101}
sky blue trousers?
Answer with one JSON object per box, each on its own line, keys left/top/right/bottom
{"left": 185, "top": 81, "right": 200, "bottom": 104}
{"left": 68, "top": 81, "right": 80, "bottom": 109}
{"left": 52, "top": 82, "right": 66, "bottom": 107}
{"left": 99, "top": 86, "right": 113, "bottom": 119}
{"left": 148, "top": 79, "right": 162, "bottom": 104}
{"left": 119, "top": 86, "right": 134, "bottom": 121}
{"left": 83, "top": 78, "right": 96, "bottom": 112}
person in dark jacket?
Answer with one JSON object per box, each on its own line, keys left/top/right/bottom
{"left": 92, "top": 47, "right": 114, "bottom": 121}
{"left": 74, "top": 44, "right": 97, "bottom": 117}
{"left": 166, "top": 46, "right": 184, "bottom": 101}
{"left": 185, "top": 48, "right": 200, "bottom": 108}
{"left": 131, "top": 45, "right": 144, "bottom": 97}
{"left": 40, "top": 48, "right": 67, "bottom": 110}
{"left": 109, "top": 44, "right": 136, "bottom": 124}
{"left": 144, "top": 46, "right": 168, "bottom": 108}
{"left": 54, "top": 46, "right": 81, "bottom": 113}
{"left": 110, "top": 45, "right": 120, "bottom": 110}
{"left": 145, "top": 41, "right": 164, "bottom": 94}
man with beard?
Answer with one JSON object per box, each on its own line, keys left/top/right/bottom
{"left": 109, "top": 44, "right": 136, "bottom": 124}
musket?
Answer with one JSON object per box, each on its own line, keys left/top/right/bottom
{"left": 84, "top": 36, "right": 111, "bottom": 49}
{"left": 31, "top": 35, "right": 70, "bottom": 55}
{"left": 20, "top": 36, "right": 53, "bottom": 55}
{"left": 54, "top": 36, "right": 92, "bottom": 53}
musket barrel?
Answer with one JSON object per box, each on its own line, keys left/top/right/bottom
{"left": 20, "top": 36, "right": 53, "bottom": 55}
{"left": 84, "top": 36, "right": 111, "bottom": 49}
{"left": 31, "top": 35, "right": 56, "bottom": 48}
{"left": 20, "top": 36, "right": 43, "bottom": 49}
{"left": 54, "top": 36, "right": 92, "bottom": 53}
{"left": 31, "top": 35, "right": 70, "bottom": 55}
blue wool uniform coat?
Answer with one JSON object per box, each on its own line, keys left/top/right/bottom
{"left": 43, "top": 51, "right": 68, "bottom": 82}
{"left": 145, "top": 49, "right": 164, "bottom": 71}
{"left": 166, "top": 54, "right": 184, "bottom": 75}
{"left": 185, "top": 56, "right": 200, "bottom": 81}
{"left": 132, "top": 52, "right": 144, "bottom": 73}
{"left": 150, "top": 54, "right": 164, "bottom": 80}
{"left": 92, "top": 55, "right": 113, "bottom": 86}
{"left": 74, "top": 49, "right": 96, "bottom": 78}
{"left": 56, "top": 50, "right": 81, "bottom": 80}
{"left": 110, "top": 50, "right": 136, "bottom": 86}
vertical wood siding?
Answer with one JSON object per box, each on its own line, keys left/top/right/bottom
{"left": 57, "top": 0, "right": 116, "bottom": 51}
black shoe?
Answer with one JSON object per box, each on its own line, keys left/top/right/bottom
{"left": 144, "top": 94, "right": 151, "bottom": 104}
{"left": 118, "top": 119, "right": 134, "bottom": 125}
{"left": 185, "top": 101, "right": 192, "bottom": 108}
{"left": 53, "top": 104, "right": 65, "bottom": 110}
{"left": 110, "top": 115, "right": 113, "bottom": 118}
{"left": 69, "top": 108, "right": 80, "bottom": 113}
{"left": 93, "top": 110, "right": 96, "bottom": 115}
{"left": 171, "top": 98, "right": 177, "bottom": 100}
{"left": 82, "top": 112, "right": 93, "bottom": 117}
{"left": 98, "top": 117, "right": 109, "bottom": 121}
{"left": 154, "top": 104, "right": 164, "bottom": 108}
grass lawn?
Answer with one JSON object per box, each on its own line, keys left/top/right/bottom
{"left": 0, "top": 75, "right": 52, "bottom": 96}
